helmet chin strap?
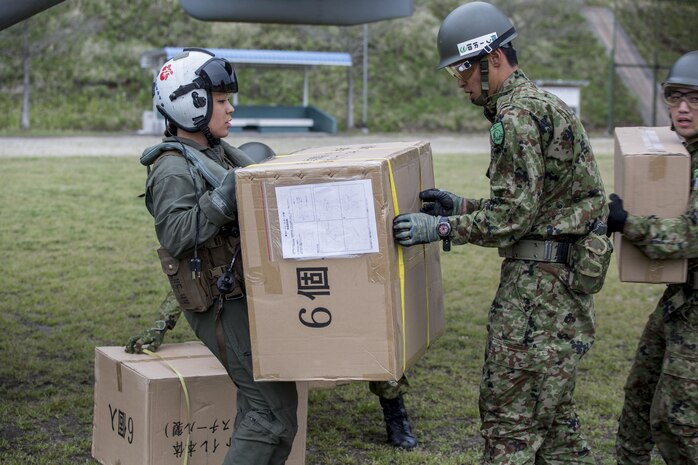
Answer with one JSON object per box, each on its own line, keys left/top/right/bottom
{"left": 202, "top": 126, "right": 220, "bottom": 147}
{"left": 472, "top": 57, "right": 490, "bottom": 107}
{"left": 193, "top": 116, "right": 220, "bottom": 147}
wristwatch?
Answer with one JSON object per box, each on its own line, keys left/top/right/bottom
{"left": 436, "top": 217, "right": 452, "bottom": 252}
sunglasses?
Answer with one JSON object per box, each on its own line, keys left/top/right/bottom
{"left": 663, "top": 89, "right": 698, "bottom": 110}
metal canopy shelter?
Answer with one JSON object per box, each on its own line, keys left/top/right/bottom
{"left": 141, "top": 47, "right": 355, "bottom": 127}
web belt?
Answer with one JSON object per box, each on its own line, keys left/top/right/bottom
{"left": 498, "top": 239, "right": 571, "bottom": 264}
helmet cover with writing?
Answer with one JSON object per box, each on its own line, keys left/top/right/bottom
{"left": 436, "top": 1, "right": 517, "bottom": 69}
{"left": 153, "top": 48, "right": 238, "bottom": 132}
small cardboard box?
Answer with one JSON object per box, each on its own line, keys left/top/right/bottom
{"left": 613, "top": 126, "right": 690, "bottom": 283}
{"left": 236, "top": 141, "right": 445, "bottom": 382}
{"left": 92, "top": 342, "right": 307, "bottom": 465}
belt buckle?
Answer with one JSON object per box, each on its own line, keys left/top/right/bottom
{"left": 543, "top": 241, "right": 555, "bottom": 261}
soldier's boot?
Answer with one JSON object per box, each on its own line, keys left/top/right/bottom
{"left": 379, "top": 394, "right": 417, "bottom": 449}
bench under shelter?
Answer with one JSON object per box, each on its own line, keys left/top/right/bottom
{"left": 140, "top": 47, "right": 354, "bottom": 134}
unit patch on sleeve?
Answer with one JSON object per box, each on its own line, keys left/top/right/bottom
{"left": 490, "top": 121, "right": 504, "bottom": 146}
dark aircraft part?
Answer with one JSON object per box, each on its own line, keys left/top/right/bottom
{"left": 179, "top": 0, "right": 414, "bottom": 25}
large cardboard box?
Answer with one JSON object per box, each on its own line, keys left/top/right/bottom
{"left": 92, "top": 342, "right": 307, "bottom": 465}
{"left": 614, "top": 126, "right": 690, "bottom": 283}
{"left": 236, "top": 141, "right": 445, "bottom": 382}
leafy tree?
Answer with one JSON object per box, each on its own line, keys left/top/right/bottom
{"left": 0, "top": 2, "right": 97, "bottom": 129}
{"left": 0, "top": 0, "right": 662, "bottom": 133}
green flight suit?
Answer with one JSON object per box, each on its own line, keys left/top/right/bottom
{"left": 616, "top": 139, "right": 698, "bottom": 465}
{"left": 448, "top": 70, "right": 607, "bottom": 464}
{"left": 144, "top": 136, "right": 298, "bottom": 465}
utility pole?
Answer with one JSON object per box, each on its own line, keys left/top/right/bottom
{"left": 607, "top": 0, "right": 617, "bottom": 134}
{"left": 362, "top": 23, "right": 369, "bottom": 133}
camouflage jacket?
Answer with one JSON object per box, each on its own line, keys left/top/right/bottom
{"left": 451, "top": 70, "right": 607, "bottom": 247}
{"left": 624, "top": 138, "right": 698, "bottom": 264}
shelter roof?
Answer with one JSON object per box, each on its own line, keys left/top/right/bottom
{"left": 141, "top": 47, "right": 352, "bottom": 70}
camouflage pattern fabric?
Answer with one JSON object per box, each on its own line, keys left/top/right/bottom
{"left": 369, "top": 376, "right": 410, "bottom": 400}
{"left": 449, "top": 70, "right": 607, "bottom": 245}
{"left": 449, "top": 70, "right": 606, "bottom": 464}
{"left": 616, "top": 139, "right": 698, "bottom": 465}
{"left": 125, "top": 290, "right": 181, "bottom": 353}
{"left": 481, "top": 260, "right": 596, "bottom": 465}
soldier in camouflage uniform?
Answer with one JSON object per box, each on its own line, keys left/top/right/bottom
{"left": 610, "top": 50, "right": 698, "bottom": 465}
{"left": 393, "top": 2, "right": 607, "bottom": 463}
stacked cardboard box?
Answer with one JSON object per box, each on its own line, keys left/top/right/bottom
{"left": 236, "top": 141, "right": 445, "bottom": 381}
{"left": 92, "top": 342, "right": 308, "bottom": 465}
{"left": 613, "top": 126, "right": 690, "bottom": 283}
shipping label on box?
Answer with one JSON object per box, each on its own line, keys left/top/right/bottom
{"left": 92, "top": 342, "right": 307, "bottom": 465}
{"left": 236, "top": 141, "right": 445, "bottom": 381}
{"left": 613, "top": 126, "right": 690, "bottom": 283}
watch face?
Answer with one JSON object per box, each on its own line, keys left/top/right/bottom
{"left": 437, "top": 221, "right": 451, "bottom": 237}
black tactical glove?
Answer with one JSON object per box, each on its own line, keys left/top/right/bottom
{"left": 393, "top": 212, "right": 440, "bottom": 247}
{"left": 420, "top": 188, "right": 464, "bottom": 216}
{"left": 607, "top": 193, "right": 628, "bottom": 235}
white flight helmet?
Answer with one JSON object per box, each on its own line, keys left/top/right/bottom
{"left": 153, "top": 48, "right": 238, "bottom": 137}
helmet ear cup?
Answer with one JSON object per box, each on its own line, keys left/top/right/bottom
{"left": 192, "top": 92, "right": 207, "bottom": 109}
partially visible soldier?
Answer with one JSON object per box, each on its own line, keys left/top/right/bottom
{"left": 393, "top": 2, "right": 608, "bottom": 463}
{"left": 370, "top": 377, "right": 416, "bottom": 449}
{"left": 130, "top": 299, "right": 417, "bottom": 449}
{"left": 610, "top": 50, "right": 698, "bottom": 465}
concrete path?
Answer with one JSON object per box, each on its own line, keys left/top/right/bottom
{"left": 0, "top": 132, "right": 614, "bottom": 157}
{"left": 583, "top": 6, "right": 670, "bottom": 127}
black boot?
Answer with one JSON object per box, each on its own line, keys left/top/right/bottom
{"left": 379, "top": 394, "right": 417, "bottom": 449}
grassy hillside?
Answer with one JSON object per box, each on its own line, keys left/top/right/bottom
{"left": 0, "top": 0, "right": 674, "bottom": 134}
{"left": 605, "top": 0, "right": 698, "bottom": 73}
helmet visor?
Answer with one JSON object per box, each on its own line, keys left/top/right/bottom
{"left": 198, "top": 58, "right": 238, "bottom": 94}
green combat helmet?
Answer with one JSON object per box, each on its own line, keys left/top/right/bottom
{"left": 662, "top": 50, "right": 698, "bottom": 132}
{"left": 663, "top": 50, "right": 698, "bottom": 91}
{"left": 436, "top": 1, "right": 517, "bottom": 105}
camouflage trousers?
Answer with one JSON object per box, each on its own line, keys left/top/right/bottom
{"left": 480, "top": 259, "right": 596, "bottom": 465}
{"left": 369, "top": 375, "right": 410, "bottom": 400}
{"left": 616, "top": 285, "right": 698, "bottom": 465}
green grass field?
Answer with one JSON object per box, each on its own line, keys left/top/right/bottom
{"left": 0, "top": 145, "right": 665, "bottom": 464}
